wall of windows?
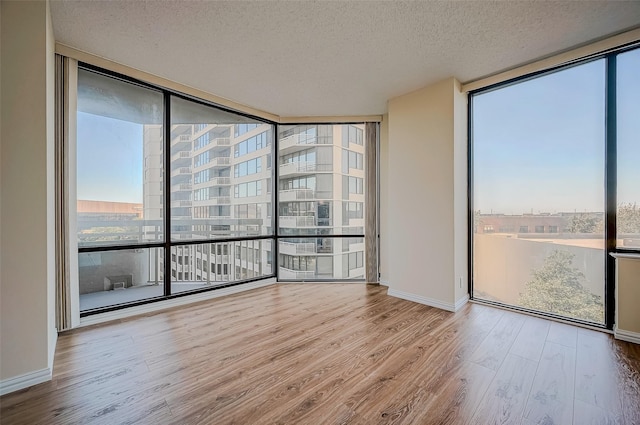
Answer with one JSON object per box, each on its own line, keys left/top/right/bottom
{"left": 76, "top": 66, "right": 275, "bottom": 314}
{"left": 75, "top": 65, "right": 376, "bottom": 315}
{"left": 471, "top": 47, "right": 640, "bottom": 327}
{"left": 277, "top": 125, "right": 367, "bottom": 281}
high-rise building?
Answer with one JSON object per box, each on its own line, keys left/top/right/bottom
{"left": 142, "top": 121, "right": 366, "bottom": 290}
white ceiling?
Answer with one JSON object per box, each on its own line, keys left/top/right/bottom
{"left": 50, "top": 1, "right": 640, "bottom": 117}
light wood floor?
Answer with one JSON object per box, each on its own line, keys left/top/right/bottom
{"left": 1, "top": 284, "right": 639, "bottom": 424}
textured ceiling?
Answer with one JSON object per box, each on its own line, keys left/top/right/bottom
{"left": 50, "top": 1, "right": 640, "bottom": 117}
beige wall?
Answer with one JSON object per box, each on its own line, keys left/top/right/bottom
{"left": 1, "top": 0, "right": 57, "bottom": 381}
{"left": 385, "top": 77, "right": 467, "bottom": 309}
{"left": 616, "top": 257, "right": 640, "bottom": 335}
{"left": 453, "top": 79, "right": 468, "bottom": 304}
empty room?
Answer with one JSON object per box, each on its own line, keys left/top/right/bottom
{"left": 1, "top": 1, "right": 640, "bottom": 424}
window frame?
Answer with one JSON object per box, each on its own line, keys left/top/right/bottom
{"left": 468, "top": 46, "right": 640, "bottom": 330}
{"left": 76, "top": 62, "right": 277, "bottom": 317}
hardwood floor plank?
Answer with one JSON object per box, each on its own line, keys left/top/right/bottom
{"left": 573, "top": 399, "right": 623, "bottom": 425}
{"left": 546, "top": 322, "right": 578, "bottom": 348}
{"left": 509, "top": 317, "right": 550, "bottom": 362}
{"left": 523, "top": 341, "right": 576, "bottom": 425}
{"left": 575, "top": 331, "right": 624, "bottom": 414}
{"left": 469, "top": 353, "right": 538, "bottom": 425}
{"left": 470, "top": 312, "right": 526, "bottom": 371}
{"left": 1, "top": 284, "right": 636, "bottom": 425}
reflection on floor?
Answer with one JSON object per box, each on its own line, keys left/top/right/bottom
{"left": 79, "top": 282, "right": 225, "bottom": 311}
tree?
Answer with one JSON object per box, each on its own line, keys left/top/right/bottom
{"left": 519, "top": 250, "right": 603, "bottom": 323}
{"left": 567, "top": 213, "right": 601, "bottom": 233}
{"left": 618, "top": 202, "right": 640, "bottom": 234}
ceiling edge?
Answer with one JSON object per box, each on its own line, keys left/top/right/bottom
{"left": 462, "top": 27, "right": 640, "bottom": 93}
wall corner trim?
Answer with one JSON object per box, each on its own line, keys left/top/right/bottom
{"left": 0, "top": 368, "right": 53, "bottom": 397}
{"left": 454, "top": 294, "right": 470, "bottom": 312}
{"left": 614, "top": 326, "right": 640, "bottom": 345}
{"left": 387, "top": 288, "right": 456, "bottom": 312}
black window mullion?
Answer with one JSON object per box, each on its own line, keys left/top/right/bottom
{"left": 605, "top": 54, "right": 617, "bottom": 329}
{"left": 273, "top": 123, "right": 280, "bottom": 281}
{"left": 163, "top": 92, "right": 172, "bottom": 297}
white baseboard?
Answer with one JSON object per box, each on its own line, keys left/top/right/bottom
{"left": 80, "top": 278, "right": 276, "bottom": 327}
{"left": 614, "top": 327, "right": 640, "bottom": 345}
{"left": 379, "top": 279, "right": 390, "bottom": 287}
{"left": 454, "top": 294, "right": 469, "bottom": 311}
{"left": 387, "top": 288, "right": 456, "bottom": 312}
{"left": 0, "top": 368, "right": 52, "bottom": 396}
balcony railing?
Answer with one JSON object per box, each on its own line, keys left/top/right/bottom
{"left": 171, "top": 183, "right": 192, "bottom": 192}
{"left": 211, "top": 177, "right": 231, "bottom": 185}
{"left": 279, "top": 241, "right": 316, "bottom": 255}
{"left": 279, "top": 216, "right": 316, "bottom": 228}
{"left": 279, "top": 189, "right": 315, "bottom": 202}
{"left": 171, "top": 150, "right": 191, "bottom": 163}
{"left": 210, "top": 196, "right": 231, "bottom": 205}
{"left": 212, "top": 157, "right": 231, "bottom": 167}
{"left": 171, "top": 167, "right": 192, "bottom": 177}
{"left": 171, "top": 200, "right": 192, "bottom": 207}
{"left": 279, "top": 133, "right": 327, "bottom": 150}
{"left": 214, "top": 137, "right": 230, "bottom": 146}
{"left": 279, "top": 161, "right": 332, "bottom": 176}
{"left": 278, "top": 268, "right": 316, "bottom": 280}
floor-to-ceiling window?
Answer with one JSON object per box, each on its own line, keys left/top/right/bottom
{"left": 75, "top": 65, "right": 376, "bottom": 315}
{"left": 471, "top": 59, "right": 607, "bottom": 324}
{"left": 616, "top": 49, "right": 640, "bottom": 251}
{"left": 77, "top": 66, "right": 275, "bottom": 313}
{"left": 277, "top": 124, "right": 366, "bottom": 281}
{"left": 471, "top": 47, "right": 640, "bottom": 327}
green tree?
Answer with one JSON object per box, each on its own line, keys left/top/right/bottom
{"left": 519, "top": 250, "right": 603, "bottom": 323}
{"left": 617, "top": 202, "right": 640, "bottom": 234}
{"left": 567, "top": 213, "right": 601, "bottom": 233}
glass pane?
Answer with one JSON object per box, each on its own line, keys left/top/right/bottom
{"left": 278, "top": 237, "right": 365, "bottom": 280}
{"left": 78, "top": 248, "right": 164, "bottom": 311}
{"left": 77, "top": 69, "right": 164, "bottom": 247}
{"left": 472, "top": 60, "right": 606, "bottom": 324}
{"left": 170, "top": 240, "right": 273, "bottom": 294}
{"left": 170, "top": 96, "right": 273, "bottom": 241}
{"left": 278, "top": 124, "right": 365, "bottom": 236}
{"left": 617, "top": 48, "right": 640, "bottom": 249}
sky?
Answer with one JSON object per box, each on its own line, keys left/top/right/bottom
{"left": 77, "top": 50, "right": 639, "bottom": 210}
{"left": 77, "top": 112, "right": 144, "bottom": 203}
{"left": 473, "top": 49, "right": 640, "bottom": 215}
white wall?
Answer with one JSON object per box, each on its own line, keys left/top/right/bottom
{"left": 384, "top": 77, "right": 467, "bottom": 311}
{"left": 0, "top": 0, "right": 57, "bottom": 386}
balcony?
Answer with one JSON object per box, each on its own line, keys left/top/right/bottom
{"left": 279, "top": 188, "right": 315, "bottom": 202}
{"left": 211, "top": 177, "right": 231, "bottom": 185}
{"left": 171, "top": 167, "right": 192, "bottom": 182}
{"left": 279, "top": 162, "right": 332, "bottom": 177}
{"left": 210, "top": 196, "right": 231, "bottom": 205}
{"left": 278, "top": 268, "right": 316, "bottom": 280}
{"left": 171, "top": 134, "right": 191, "bottom": 149}
{"left": 171, "top": 183, "right": 192, "bottom": 192}
{"left": 279, "top": 215, "right": 316, "bottom": 228}
{"left": 213, "top": 137, "right": 230, "bottom": 147}
{"left": 171, "top": 200, "right": 192, "bottom": 208}
{"left": 211, "top": 157, "right": 231, "bottom": 167}
{"left": 279, "top": 133, "right": 324, "bottom": 153}
{"left": 171, "top": 150, "right": 191, "bottom": 164}
{"left": 279, "top": 241, "right": 316, "bottom": 255}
